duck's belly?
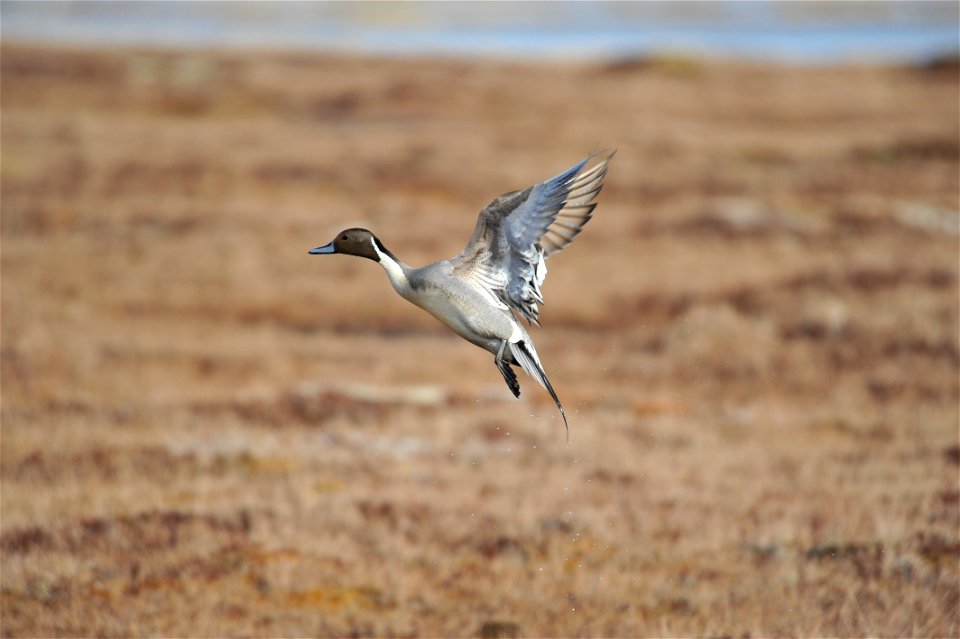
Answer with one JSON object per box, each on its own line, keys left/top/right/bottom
{"left": 407, "top": 287, "right": 516, "bottom": 355}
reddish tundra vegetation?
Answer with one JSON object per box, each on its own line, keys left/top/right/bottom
{"left": 1, "top": 44, "right": 958, "bottom": 637}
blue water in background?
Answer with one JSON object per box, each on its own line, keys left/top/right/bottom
{"left": 2, "top": 1, "right": 958, "bottom": 64}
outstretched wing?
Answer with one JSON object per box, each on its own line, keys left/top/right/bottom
{"left": 452, "top": 150, "right": 614, "bottom": 325}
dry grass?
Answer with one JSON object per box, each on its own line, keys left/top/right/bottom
{"left": 1, "top": 43, "right": 958, "bottom": 637}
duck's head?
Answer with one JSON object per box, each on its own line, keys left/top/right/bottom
{"left": 309, "top": 228, "right": 383, "bottom": 262}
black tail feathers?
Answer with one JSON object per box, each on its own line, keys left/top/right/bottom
{"left": 503, "top": 339, "right": 569, "bottom": 442}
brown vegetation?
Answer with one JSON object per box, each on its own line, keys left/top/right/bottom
{"left": 1, "top": 43, "right": 958, "bottom": 637}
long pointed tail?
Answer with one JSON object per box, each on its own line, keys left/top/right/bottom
{"left": 508, "top": 339, "right": 569, "bottom": 442}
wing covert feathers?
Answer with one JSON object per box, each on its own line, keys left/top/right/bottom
{"left": 454, "top": 150, "right": 614, "bottom": 325}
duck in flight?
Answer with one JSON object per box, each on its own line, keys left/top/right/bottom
{"left": 310, "top": 151, "right": 614, "bottom": 439}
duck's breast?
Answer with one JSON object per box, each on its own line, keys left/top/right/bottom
{"left": 406, "top": 264, "right": 515, "bottom": 352}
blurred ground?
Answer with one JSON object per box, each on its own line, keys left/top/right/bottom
{"left": 1, "top": 44, "right": 958, "bottom": 637}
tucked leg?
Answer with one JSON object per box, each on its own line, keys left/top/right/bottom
{"left": 494, "top": 339, "right": 521, "bottom": 398}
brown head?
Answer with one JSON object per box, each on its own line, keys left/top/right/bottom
{"left": 309, "top": 228, "right": 384, "bottom": 262}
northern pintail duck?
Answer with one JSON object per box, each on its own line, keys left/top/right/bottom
{"left": 310, "top": 151, "right": 614, "bottom": 438}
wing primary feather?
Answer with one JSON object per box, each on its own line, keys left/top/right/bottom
{"left": 454, "top": 150, "right": 614, "bottom": 325}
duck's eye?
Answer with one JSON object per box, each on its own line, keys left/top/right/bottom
{"left": 341, "top": 235, "right": 348, "bottom": 241}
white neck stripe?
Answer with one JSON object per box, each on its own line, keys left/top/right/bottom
{"left": 371, "top": 237, "right": 409, "bottom": 292}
